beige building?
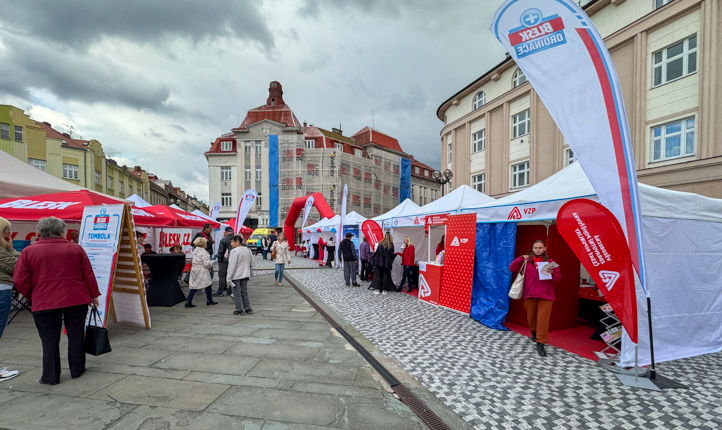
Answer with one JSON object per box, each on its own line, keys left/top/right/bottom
{"left": 437, "top": 0, "right": 722, "bottom": 199}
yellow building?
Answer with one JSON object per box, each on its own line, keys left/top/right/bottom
{"left": 0, "top": 105, "right": 45, "bottom": 162}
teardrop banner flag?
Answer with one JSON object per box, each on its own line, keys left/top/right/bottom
{"left": 557, "top": 198, "right": 637, "bottom": 343}
{"left": 235, "top": 190, "right": 257, "bottom": 235}
{"left": 209, "top": 202, "right": 222, "bottom": 221}
{"left": 301, "top": 195, "right": 315, "bottom": 229}
{"left": 337, "top": 184, "right": 348, "bottom": 266}
{"left": 491, "top": 0, "right": 648, "bottom": 294}
{"left": 361, "top": 220, "right": 383, "bottom": 249}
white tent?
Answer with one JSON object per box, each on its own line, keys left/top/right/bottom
{"left": 390, "top": 185, "right": 495, "bottom": 227}
{"left": 372, "top": 198, "right": 420, "bottom": 227}
{"left": 461, "top": 162, "right": 722, "bottom": 366}
{"left": 0, "top": 149, "right": 85, "bottom": 198}
{"left": 128, "top": 193, "right": 152, "bottom": 208}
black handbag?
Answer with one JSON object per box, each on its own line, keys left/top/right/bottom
{"left": 84, "top": 304, "right": 112, "bottom": 356}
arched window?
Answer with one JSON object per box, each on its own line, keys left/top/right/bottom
{"left": 472, "top": 91, "right": 486, "bottom": 110}
{"left": 513, "top": 68, "right": 527, "bottom": 88}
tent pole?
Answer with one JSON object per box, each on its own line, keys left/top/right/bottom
{"left": 647, "top": 296, "right": 656, "bottom": 379}
{"left": 634, "top": 343, "right": 638, "bottom": 382}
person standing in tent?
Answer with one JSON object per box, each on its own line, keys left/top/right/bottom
{"left": 271, "top": 233, "right": 291, "bottom": 286}
{"left": 372, "top": 232, "right": 395, "bottom": 295}
{"left": 214, "top": 227, "right": 233, "bottom": 297}
{"left": 397, "top": 237, "right": 416, "bottom": 293}
{"left": 317, "top": 235, "right": 326, "bottom": 262}
{"left": 359, "top": 237, "right": 371, "bottom": 282}
{"left": 435, "top": 234, "right": 445, "bottom": 257}
{"left": 325, "top": 236, "right": 335, "bottom": 267}
{"left": 226, "top": 235, "right": 253, "bottom": 315}
{"left": 509, "top": 240, "right": 561, "bottom": 357}
{"left": 0, "top": 217, "right": 20, "bottom": 382}
{"left": 187, "top": 237, "right": 217, "bottom": 308}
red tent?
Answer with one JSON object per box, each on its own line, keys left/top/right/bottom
{"left": 146, "top": 205, "right": 221, "bottom": 229}
{"left": 224, "top": 218, "right": 254, "bottom": 235}
{"left": 129, "top": 206, "right": 176, "bottom": 227}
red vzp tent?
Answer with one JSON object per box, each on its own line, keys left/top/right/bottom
{"left": 225, "top": 218, "right": 254, "bottom": 235}
{"left": 145, "top": 205, "right": 221, "bottom": 229}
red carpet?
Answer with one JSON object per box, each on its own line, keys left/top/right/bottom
{"left": 401, "top": 288, "right": 418, "bottom": 298}
{"left": 505, "top": 320, "right": 608, "bottom": 361}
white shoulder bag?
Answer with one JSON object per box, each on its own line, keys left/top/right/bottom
{"left": 508, "top": 259, "right": 527, "bottom": 300}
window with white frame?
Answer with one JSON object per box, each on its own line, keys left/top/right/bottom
{"left": 653, "top": 35, "right": 696, "bottom": 87}
{"left": 28, "top": 158, "right": 46, "bottom": 171}
{"left": 655, "top": 0, "right": 674, "bottom": 9}
{"left": 565, "top": 148, "right": 577, "bottom": 165}
{"left": 512, "top": 110, "right": 530, "bottom": 138}
{"left": 354, "top": 148, "right": 363, "bottom": 158}
{"left": 256, "top": 168, "right": 262, "bottom": 180}
{"left": 244, "top": 141, "right": 251, "bottom": 154}
{"left": 334, "top": 143, "right": 343, "bottom": 152}
{"left": 221, "top": 141, "right": 232, "bottom": 151}
{"left": 255, "top": 141, "right": 262, "bottom": 153}
{"left": 119, "top": 180, "right": 124, "bottom": 194}
{"left": 473, "top": 91, "right": 486, "bottom": 110}
{"left": 472, "top": 129, "right": 486, "bottom": 153}
{"left": 511, "top": 161, "right": 529, "bottom": 189}
{"left": 0, "top": 123, "right": 8, "bottom": 140}
{"left": 447, "top": 135, "right": 453, "bottom": 164}
{"left": 651, "top": 116, "right": 695, "bottom": 162}
{"left": 95, "top": 170, "right": 101, "bottom": 184}
{"left": 62, "top": 163, "right": 79, "bottom": 180}
{"left": 221, "top": 193, "right": 232, "bottom": 207}
{"left": 106, "top": 175, "right": 114, "bottom": 189}
{"left": 305, "top": 139, "right": 315, "bottom": 149}
{"left": 245, "top": 168, "right": 251, "bottom": 180}
{"left": 472, "top": 173, "right": 486, "bottom": 193}
{"left": 414, "top": 166, "right": 420, "bottom": 174}
{"left": 221, "top": 166, "right": 232, "bottom": 181}
{"left": 513, "top": 68, "right": 527, "bottom": 87}
{"left": 14, "top": 125, "right": 22, "bottom": 142}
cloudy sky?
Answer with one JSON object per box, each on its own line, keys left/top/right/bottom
{"left": 0, "top": 0, "right": 515, "bottom": 202}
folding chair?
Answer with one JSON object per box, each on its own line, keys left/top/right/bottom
{"left": 7, "top": 289, "right": 30, "bottom": 325}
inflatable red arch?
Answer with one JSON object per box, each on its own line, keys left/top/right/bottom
{"left": 283, "top": 192, "right": 335, "bottom": 250}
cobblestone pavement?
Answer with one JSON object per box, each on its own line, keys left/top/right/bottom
{"left": 287, "top": 260, "right": 722, "bottom": 429}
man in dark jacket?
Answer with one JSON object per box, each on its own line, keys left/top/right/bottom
{"left": 339, "top": 233, "right": 360, "bottom": 287}
{"left": 214, "top": 227, "right": 233, "bottom": 296}
{"left": 193, "top": 224, "right": 215, "bottom": 255}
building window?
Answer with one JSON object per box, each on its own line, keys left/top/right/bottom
{"left": 221, "top": 141, "right": 232, "bottom": 151}
{"left": 0, "top": 123, "right": 8, "bottom": 140}
{"left": 472, "top": 173, "right": 486, "bottom": 193}
{"left": 107, "top": 176, "right": 113, "bottom": 189}
{"left": 424, "top": 170, "right": 429, "bottom": 177}
{"left": 245, "top": 168, "right": 251, "bottom": 180}
{"left": 305, "top": 139, "right": 315, "bottom": 149}
{"left": 447, "top": 135, "right": 452, "bottom": 164}
{"left": 473, "top": 91, "right": 486, "bottom": 110}
{"left": 512, "top": 109, "right": 530, "bottom": 138}
{"left": 95, "top": 170, "right": 101, "bottom": 184}
{"left": 28, "top": 158, "right": 46, "bottom": 172}
{"left": 655, "top": 0, "right": 674, "bottom": 9}
{"left": 472, "top": 129, "right": 486, "bottom": 153}
{"left": 255, "top": 141, "right": 262, "bottom": 153}
{"left": 566, "top": 148, "right": 577, "bottom": 165}
{"left": 653, "top": 35, "right": 697, "bottom": 87}
{"left": 651, "top": 116, "right": 695, "bottom": 162}
{"left": 221, "top": 166, "right": 232, "bottom": 181}
{"left": 513, "top": 68, "right": 527, "bottom": 87}
{"left": 128, "top": 183, "right": 133, "bottom": 194}
{"left": 244, "top": 141, "right": 251, "bottom": 154}
{"left": 119, "top": 181, "right": 124, "bottom": 194}
{"left": 14, "top": 125, "right": 22, "bottom": 142}
{"left": 354, "top": 148, "right": 363, "bottom": 158}
{"left": 414, "top": 166, "right": 420, "bottom": 174}
{"left": 256, "top": 194, "right": 262, "bottom": 207}
{"left": 334, "top": 143, "right": 343, "bottom": 152}
{"left": 221, "top": 193, "right": 232, "bottom": 207}
{"left": 256, "top": 168, "right": 262, "bottom": 180}
{"left": 511, "top": 161, "right": 529, "bottom": 189}
{"left": 62, "top": 163, "right": 79, "bottom": 180}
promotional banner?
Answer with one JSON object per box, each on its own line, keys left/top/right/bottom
{"left": 235, "top": 189, "right": 258, "bottom": 235}
{"left": 302, "top": 195, "right": 315, "bottom": 228}
{"left": 491, "top": 0, "right": 647, "bottom": 293}
{"left": 361, "top": 220, "right": 383, "bottom": 249}
{"left": 439, "top": 214, "right": 478, "bottom": 314}
{"left": 399, "top": 157, "right": 411, "bottom": 203}
{"left": 337, "top": 184, "right": 348, "bottom": 266}
{"left": 156, "top": 228, "right": 193, "bottom": 255}
{"left": 418, "top": 261, "right": 442, "bottom": 306}
{"left": 269, "top": 135, "right": 279, "bottom": 227}
{"left": 209, "top": 202, "right": 222, "bottom": 220}
{"left": 557, "top": 199, "right": 638, "bottom": 342}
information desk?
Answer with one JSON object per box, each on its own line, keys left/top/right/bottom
{"left": 418, "top": 262, "right": 443, "bottom": 306}
{"left": 141, "top": 254, "right": 187, "bottom": 307}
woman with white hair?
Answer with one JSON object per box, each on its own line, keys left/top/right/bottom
{"left": 0, "top": 216, "right": 20, "bottom": 381}
{"left": 187, "top": 236, "right": 217, "bottom": 308}
{"left": 13, "top": 216, "right": 100, "bottom": 385}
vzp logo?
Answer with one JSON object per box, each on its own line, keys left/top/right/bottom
{"left": 507, "top": 207, "right": 523, "bottom": 220}
{"left": 599, "top": 270, "right": 620, "bottom": 291}
{"left": 419, "top": 275, "right": 431, "bottom": 298}
{"left": 449, "top": 236, "right": 468, "bottom": 247}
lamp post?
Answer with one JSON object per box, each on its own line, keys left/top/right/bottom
{"left": 432, "top": 168, "right": 453, "bottom": 197}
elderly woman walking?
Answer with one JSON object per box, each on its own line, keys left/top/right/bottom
{"left": 187, "top": 236, "right": 217, "bottom": 308}
{"left": 226, "top": 235, "right": 253, "bottom": 315}
{"left": 0, "top": 217, "right": 20, "bottom": 382}
{"left": 13, "top": 217, "right": 100, "bottom": 385}
{"left": 270, "top": 233, "right": 291, "bottom": 286}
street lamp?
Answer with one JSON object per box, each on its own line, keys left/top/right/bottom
{"left": 432, "top": 168, "right": 453, "bottom": 196}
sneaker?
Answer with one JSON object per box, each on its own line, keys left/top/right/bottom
{"left": 0, "top": 369, "right": 19, "bottom": 382}
{"left": 373, "top": 290, "right": 381, "bottom": 295}
{"left": 233, "top": 311, "right": 244, "bottom": 316}
{"left": 245, "top": 309, "right": 253, "bottom": 315}
{"left": 381, "top": 290, "right": 387, "bottom": 295}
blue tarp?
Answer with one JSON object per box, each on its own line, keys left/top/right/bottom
{"left": 399, "top": 157, "right": 411, "bottom": 203}
{"left": 470, "top": 222, "right": 517, "bottom": 330}
{"left": 269, "top": 135, "right": 279, "bottom": 226}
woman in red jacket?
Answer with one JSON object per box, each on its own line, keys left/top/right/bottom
{"left": 508, "top": 240, "right": 561, "bottom": 357}
{"left": 397, "top": 237, "right": 416, "bottom": 292}
{"left": 13, "top": 217, "right": 101, "bottom": 385}
{"left": 317, "top": 235, "right": 326, "bottom": 262}
{"left": 435, "top": 235, "right": 445, "bottom": 258}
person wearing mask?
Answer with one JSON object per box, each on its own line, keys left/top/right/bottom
{"left": 339, "top": 233, "right": 360, "bottom": 287}
{"left": 509, "top": 240, "right": 561, "bottom": 357}
{"left": 372, "top": 232, "right": 395, "bottom": 295}
{"left": 325, "top": 236, "right": 335, "bottom": 268}
{"left": 317, "top": 235, "right": 326, "bottom": 262}
{"left": 0, "top": 217, "right": 20, "bottom": 382}
{"left": 187, "top": 237, "right": 217, "bottom": 308}
{"left": 226, "top": 235, "right": 253, "bottom": 315}
{"left": 271, "top": 233, "right": 291, "bottom": 286}
{"left": 435, "top": 234, "right": 445, "bottom": 257}
{"left": 397, "top": 237, "right": 416, "bottom": 293}
{"left": 13, "top": 217, "right": 100, "bottom": 385}
{"left": 214, "top": 227, "right": 234, "bottom": 297}
{"left": 359, "top": 237, "right": 371, "bottom": 282}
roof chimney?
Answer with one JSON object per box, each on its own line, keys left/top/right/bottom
{"left": 266, "top": 81, "right": 284, "bottom": 107}
{"left": 332, "top": 124, "right": 343, "bottom": 135}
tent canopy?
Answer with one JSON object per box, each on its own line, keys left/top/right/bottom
{"left": 372, "top": 199, "right": 420, "bottom": 223}
{"left": 146, "top": 205, "right": 220, "bottom": 229}
{"left": 128, "top": 194, "right": 152, "bottom": 208}
{"left": 0, "top": 150, "right": 84, "bottom": 198}
{"left": 221, "top": 217, "right": 253, "bottom": 235}
{"left": 390, "top": 185, "right": 494, "bottom": 227}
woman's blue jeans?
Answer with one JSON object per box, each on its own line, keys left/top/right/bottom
{"left": 0, "top": 287, "right": 12, "bottom": 338}
{"left": 275, "top": 264, "right": 286, "bottom": 283}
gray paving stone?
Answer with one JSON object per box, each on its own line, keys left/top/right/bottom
{"left": 183, "top": 371, "right": 281, "bottom": 388}
{"left": 291, "top": 381, "right": 384, "bottom": 399}
{"left": 85, "top": 362, "right": 192, "bottom": 380}
{"left": 188, "top": 323, "right": 260, "bottom": 337}
{"left": 248, "top": 358, "right": 358, "bottom": 382}
{"left": 344, "top": 402, "right": 425, "bottom": 430}
{"left": 226, "top": 341, "right": 320, "bottom": 360}
{"left": 105, "top": 405, "right": 265, "bottom": 429}
{"left": 87, "top": 346, "right": 173, "bottom": 367}
{"left": 143, "top": 336, "right": 236, "bottom": 354}
{"left": 253, "top": 328, "right": 331, "bottom": 342}
{"left": 2, "top": 367, "right": 127, "bottom": 397}
{"left": 89, "top": 375, "right": 230, "bottom": 411}
{"left": 152, "top": 352, "right": 259, "bottom": 376}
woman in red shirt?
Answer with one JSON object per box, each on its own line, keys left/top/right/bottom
{"left": 509, "top": 240, "right": 561, "bottom": 357}
{"left": 397, "top": 237, "right": 416, "bottom": 292}
{"left": 317, "top": 235, "right": 326, "bottom": 262}
{"left": 435, "top": 235, "right": 445, "bottom": 258}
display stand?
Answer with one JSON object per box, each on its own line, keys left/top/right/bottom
{"left": 595, "top": 303, "right": 621, "bottom": 361}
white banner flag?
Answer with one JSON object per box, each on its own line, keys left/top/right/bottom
{"left": 337, "top": 184, "right": 348, "bottom": 267}
{"left": 235, "top": 189, "right": 257, "bottom": 235}
{"left": 209, "top": 202, "right": 222, "bottom": 221}
{"left": 301, "top": 195, "right": 315, "bottom": 229}
{"left": 491, "top": 0, "right": 647, "bottom": 292}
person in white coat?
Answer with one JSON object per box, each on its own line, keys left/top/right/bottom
{"left": 270, "top": 233, "right": 291, "bottom": 286}
{"left": 226, "top": 235, "right": 253, "bottom": 315}
{"left": 187, "top": 237, "right": 217, "bottom": 308}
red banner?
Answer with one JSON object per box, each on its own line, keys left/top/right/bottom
{"left": 439, "top": 214, "right": 477, "bottom": 314}
{"left": 361, "top": 220, "right": 383, "bottom": 248}
{"left": 418, "top": 262, "right": 442, "bottom": 306}
{"left": 556, "top": 199, "right": 638, "bottom": 343}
